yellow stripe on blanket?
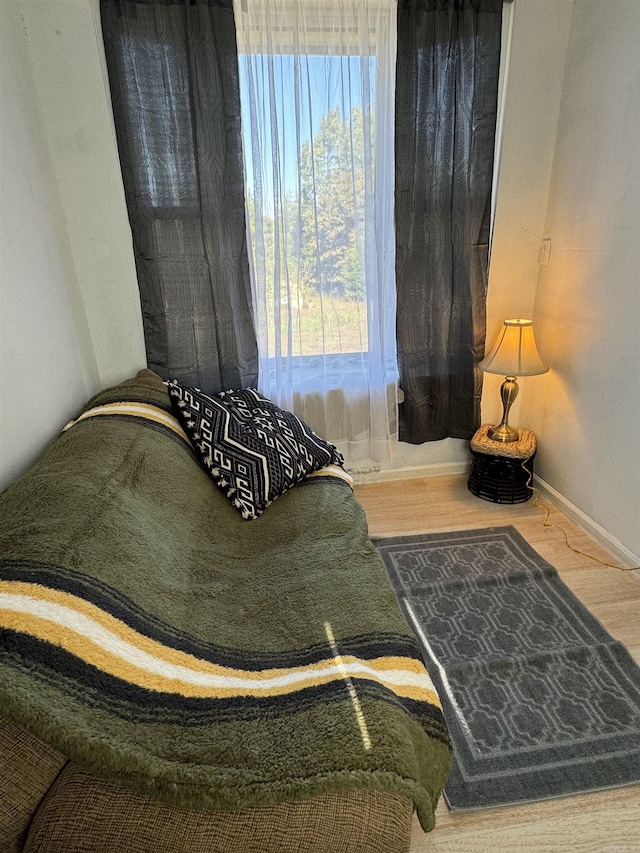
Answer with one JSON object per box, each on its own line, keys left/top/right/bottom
{"left": 306, "top": 465, "right": 354, "bottom": 487}
{"left": 0, "top": 581, "right": 440, "bottom": 706}
{"left": 63, "top": 404, "right": 354, "bottom": 488}
{"left": 63, "top": 402, "right": 190, "bottom": 444}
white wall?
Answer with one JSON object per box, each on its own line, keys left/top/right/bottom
{"left": 481, "top": 0, "right": 573, "bottom": 430}
{"left": 0, "top": 0, "right": 146, "bottom": 490}
{"left": 0, "top": 1, "right": 98, "bottom": 489}
{"left": 523, "top": 0, "right": 640, "bottom": 557}
{"left": 19, "top": 0, "right": 146, "bottom": 388}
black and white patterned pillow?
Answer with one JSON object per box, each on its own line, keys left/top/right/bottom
{"left": 167, "top": 381, "right": 344, "bottom": 520}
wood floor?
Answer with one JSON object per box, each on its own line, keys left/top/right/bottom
{"left": 353, "top": 474, "right": 640, "bottom": 853}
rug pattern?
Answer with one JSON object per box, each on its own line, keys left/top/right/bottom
{"left": 375, "top": 526, "right": 640, "bottom": 810}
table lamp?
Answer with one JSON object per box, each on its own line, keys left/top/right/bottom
{"left": 479, "top": 318, "right": 549, "bottom": 443}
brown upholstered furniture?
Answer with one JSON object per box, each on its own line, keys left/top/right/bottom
{"left": 0, "top": 371, "right": 450, "bottom": 850}
{"left": 1, "top": 716, "right": 413, "bottom": 853}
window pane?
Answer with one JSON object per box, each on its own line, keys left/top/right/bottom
{"left": 237, "top": 7, "right": 378, "bottom": 358}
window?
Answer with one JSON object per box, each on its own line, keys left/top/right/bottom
{"left": 233, "top": 0, "right": 398, "bottom": 465}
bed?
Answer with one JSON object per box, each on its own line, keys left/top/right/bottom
{"left": 0, "top": 370, "right": 451, "bottom": 852}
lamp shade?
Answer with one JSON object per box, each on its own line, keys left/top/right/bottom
{"left": 479, "top": 318, "right": 549, "bottom": 377}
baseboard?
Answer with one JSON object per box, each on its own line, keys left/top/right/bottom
{"left": 533, "top": 475, "right": 640, "bottom": 573}
{"left": 352, "top": 466, "right": 640, "bottom": 573}
{"left": 352, "top": 461, "right": 469, "bottom": 485}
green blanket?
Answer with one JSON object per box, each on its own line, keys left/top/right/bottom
{"left": 0, "top": 372, "right": 451, "bottom": 830}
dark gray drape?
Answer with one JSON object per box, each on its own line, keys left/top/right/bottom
{"left": 101, "top": 0, "right": 258, "bottom": 393}
{"left": 395, "top": 0, "right": 503, "bottom": 442}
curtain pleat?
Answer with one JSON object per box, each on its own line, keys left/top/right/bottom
{"left": 101, "top": 0, "right": 258, "bottom": 393}
{"left": 395, "top": 0, "right": 503, "bottom": 443}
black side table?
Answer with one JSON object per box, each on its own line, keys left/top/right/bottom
{"left": 468, "top": 424, "right": 537, "bottom": 504}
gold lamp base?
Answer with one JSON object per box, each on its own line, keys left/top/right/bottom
{"left": 487, "top": 422, "right": 520, "bottom": 443}
{"left": 488, "top": 376, "right": 520, "bottom": 443}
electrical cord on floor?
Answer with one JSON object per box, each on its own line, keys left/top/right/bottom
{"left": 521, "top": 460, "right": 639, "bottom": 573}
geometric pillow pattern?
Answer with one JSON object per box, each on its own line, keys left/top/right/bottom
{"left": 167, "top": 381, "right": 344, "bottom": 519}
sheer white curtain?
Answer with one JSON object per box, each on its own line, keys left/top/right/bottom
{"left": 233, "top": 0, "right": 398, "bottom": 469}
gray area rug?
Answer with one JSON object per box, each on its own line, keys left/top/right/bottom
{"left": 375, "top": 526, "right": 640, "bottom": 810}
